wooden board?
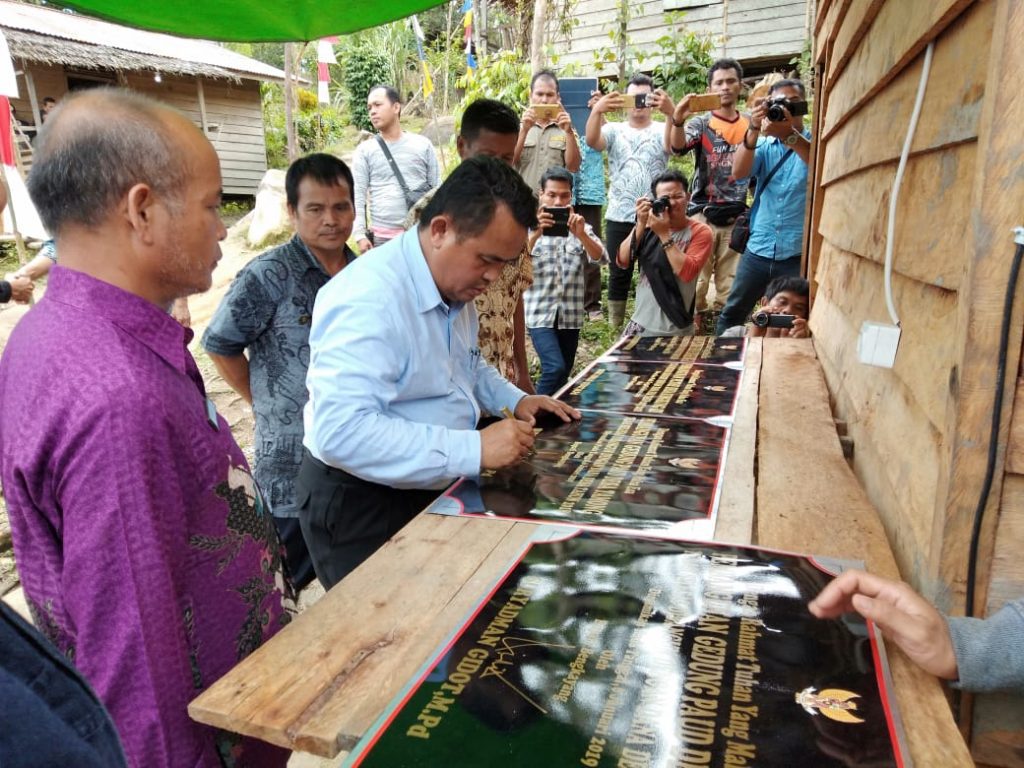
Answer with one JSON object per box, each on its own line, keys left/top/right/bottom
{"left": 820, "top": 0, "right": 991, "bottom": 184}
{"left": 713, "top": 337, "right": 760, "bottom": 546}
{"left": 818, "top": 143, "right": 974, "bottom": 291}
{"left": 755, "top": 339, "right": 973, "bottom": 766}
{"left": 189, "top": 515, "right": 537, "bottom": 756}
{"left": 1005, "top": 380, "right": 1024, "bottom": 475}
{"left": 824, "top": 0, "right": 885, "bottom": 90}
{"left": 811, "top": 243, "right": 958, "bottom": 587}
{"left": 821, "top": 0, "right": 975, "bottom": 137}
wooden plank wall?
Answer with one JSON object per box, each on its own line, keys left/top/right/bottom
{"left": 10, "top": 66, "right": 267, "bottom": 196}
{"left": 811, "top": 0, "right": 1024, "bottom": 763}
{"left": 552, "top": 0, "right": 809, "bottom": 76}
{"left": 123, "top": 73, "right": 268, "bottom": 196}
{"left": 10, "top": 62, "right": 68, "bottom": 125}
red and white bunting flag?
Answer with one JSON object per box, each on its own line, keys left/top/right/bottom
{"left": 317, "top": 37, "right": 338, "bottom": 105}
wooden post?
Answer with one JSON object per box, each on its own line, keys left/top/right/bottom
{"left": 0, "top": 165, "right": 28, "bottom": 267}
{"left": 530, "top": 0, "right": 546, "bottom": 73}
{"left": 21, "top": 60, "right": 41, "bottom": 128}
{"left": 196, "top": 78, "right": 210, "bottom": 136}
{"left": 283, "top": 42, "right": 299, "bottom": 162}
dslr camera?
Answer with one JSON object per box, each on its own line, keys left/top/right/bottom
{"left": 650, "top": 195, "right": 672, "bottom": 216}
{"left": 766, "top": 95, "right": 809, "bottom": 122}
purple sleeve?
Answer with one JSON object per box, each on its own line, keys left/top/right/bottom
{"left": 57, "top": 402, "right": 209, "bottom": 765}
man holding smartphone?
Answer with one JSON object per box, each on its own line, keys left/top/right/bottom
{"left": 669, "top": 58, "right": 751, "bottom": 332}
{"left": 586, "top": 73, "right": 673, "bottom": 329}
{"left": 524, "top": 167, "right": 606, "bottom": 395}
{"left": 515, "top": 70, "right": 581, "bottom": 192}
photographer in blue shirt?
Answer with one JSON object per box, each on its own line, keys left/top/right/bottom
{"left": 716, "top": 79, "right": 813, "bottom": 335}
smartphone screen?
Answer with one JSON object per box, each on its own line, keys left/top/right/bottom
{"left": 544, "top": 207, "right": 570, "bottom": 238}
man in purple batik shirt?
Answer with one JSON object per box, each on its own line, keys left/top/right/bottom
{"left": 0, "top": 90, "right": 289, "bottom": 766}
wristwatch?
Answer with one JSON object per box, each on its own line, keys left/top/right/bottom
{"left": 783, "top": 131, "right": 802, "bottom": 146}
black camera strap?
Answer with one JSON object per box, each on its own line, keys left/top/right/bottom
{"left": 748, "top": 149, "right": 794, "bottom": 230}
{"left": 375, "top": 135, "right": 412, "bottom": 199}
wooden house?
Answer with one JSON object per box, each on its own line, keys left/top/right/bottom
{"left": 1, "top": 0, "right": 285, "bottom": 195}
{"left": 809, "top": 0, "right": 1023, "bottom": 763}
{"left": 551, "top": 0, "right": 814, "bottom": 78}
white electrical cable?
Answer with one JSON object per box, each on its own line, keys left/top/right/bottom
{"left": 884, "top": 41, "right": 934, "bottom": 327}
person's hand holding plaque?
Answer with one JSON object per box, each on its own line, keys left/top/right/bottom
{"left": 808, "top": 569, "right": 958, "bottom": 680}
{"left": 514, "top": 395, "right": 580, "bottom": 426}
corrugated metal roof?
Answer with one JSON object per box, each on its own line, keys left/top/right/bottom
{"left": 0, "top": 0, "right": 285, "bottom": 82}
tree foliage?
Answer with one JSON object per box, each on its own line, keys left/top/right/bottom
{"left": 652, "top": 12, "right": 716, "bottom": 99}
{"left": 339, "top": 40, "right": 392, "bottom": 131}
{"left": 455, "top": 50, "right": 532, "bottom": 118}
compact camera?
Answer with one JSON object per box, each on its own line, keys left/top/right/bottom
{"left": 766, "top": 96, "right": 809, "bottom": 122}
{"left": 751, "top": 311, "right": 795, "bottom": 329}
{"left": 650, "top": 195, "right": 672, "bottom": 216}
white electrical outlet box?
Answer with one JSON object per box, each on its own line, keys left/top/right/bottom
{"left": 858, "top": 322, "right": 901, "bottom": 368}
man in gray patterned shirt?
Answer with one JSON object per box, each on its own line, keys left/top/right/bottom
{"left": 202, "top": 153, "right": 356, "bottom": 591}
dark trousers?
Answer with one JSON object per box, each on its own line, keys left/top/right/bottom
{"left": 528, "top": 317, "right": 581, "bottom": 395}
{"left": 605, "top": 219, "right": 636, "bottom": 302}
{"left": 272, "top": 516, "right": 316, "bottom": 593}
{"left": 716, "top": 249, "right": 802, "bottom": 335}
{"left": 577, "top": 204, "right": 604, "bottom": 312}
{"left": 296, "top": 452, "right": 441, "bottom": 590}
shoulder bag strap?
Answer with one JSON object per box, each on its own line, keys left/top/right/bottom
{"left": 375, "top": 135, "right": 411, "bottom": 197}
{"left": 747, "top": 148, "right": 794, "bottom": 228}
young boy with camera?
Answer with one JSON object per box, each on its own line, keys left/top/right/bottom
{"left": 720, "top": 275, "right": 811, "bottom": 338}
{"left": 524, "top": 167, "right": 607, "bottom": 395}
{"left": 617, "top": 170, "right": 713, "bottom": 337}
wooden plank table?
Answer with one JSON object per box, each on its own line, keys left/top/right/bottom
{"left": 189, "top": 338, "right": 972, "bottom": 764}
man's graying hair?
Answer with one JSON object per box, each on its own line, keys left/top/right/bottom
{"left": 28, "top": 88, "right": 189, "bottom": 235}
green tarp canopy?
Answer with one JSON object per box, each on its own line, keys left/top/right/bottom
{"left": 50, "top": 0, "right": 448, "bottom": 41}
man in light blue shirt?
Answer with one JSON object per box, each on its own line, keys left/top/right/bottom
{"left": 715, "top": 79, "right": 812, "bottom": 335}
{"left": 299, "top": 156, "right": 580, "bottom": 589}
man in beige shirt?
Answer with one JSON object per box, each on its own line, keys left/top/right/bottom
{"left": 514, "top": 70, "right": 581, "bottom": 192}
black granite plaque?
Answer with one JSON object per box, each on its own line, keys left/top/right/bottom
{"left": 348, "top": 531, "right": 906, "bottom": 768}
{"left": 429, "top": 410, "right": 728, "bottom": 533}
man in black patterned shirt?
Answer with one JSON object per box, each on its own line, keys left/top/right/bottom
{"left": 203, "top": 153, "right": 356, "bottom": 591}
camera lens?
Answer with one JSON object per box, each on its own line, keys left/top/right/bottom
{"left": 752, "top": 311, "right": 770, "bottom": 327}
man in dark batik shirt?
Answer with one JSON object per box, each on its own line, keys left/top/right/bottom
{"left": 203, "top": 153, "right": 357, "bottom": 592}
